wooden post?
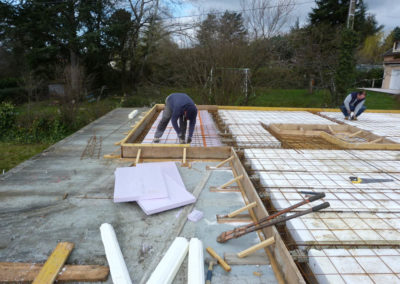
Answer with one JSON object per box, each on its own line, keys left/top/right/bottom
{"left": 237, "top": 237, "right": 275, "bottom": 258}
{"left": 135, "top": 148, "right": 141, "bottom": 165}
{"left": 218, "top": 175, "right": 243, "bottom": 190}
{"left": 227, "top": 202, "right": 257, "bottom": 218}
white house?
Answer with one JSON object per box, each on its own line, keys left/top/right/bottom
{"left": 382, "top": 40, "right": 400, "bottom": 90}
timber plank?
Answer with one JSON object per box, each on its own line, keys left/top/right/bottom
{"left": 32, "top": 242, "right": 74, "bottom": 284}
{"left": 0, "top": 262, "right": 109, "bottom": 282}
{"left": 224, "top": 252, "right": 270, "bottom": 265}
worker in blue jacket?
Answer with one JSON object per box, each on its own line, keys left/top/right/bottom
{"left": 153, "top": 93, "right": 198, "bottom": 144}
{"left": 340, "top": 91, "right": 366, "bottom": 120}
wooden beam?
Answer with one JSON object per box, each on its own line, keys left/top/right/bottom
{"left": 206, "top": 166, "right": 232, "bottom": 171}
{"left": 121, "top": 145, "right": 231, "bottom": 159}
{"left": 121, "top": 105, "right": 157, "bottom": 144}
{"left": 230, "top": 149, "right": 304, "bottom": 284}
{"left": 224, "top": 252, "right": 269, "bottom": 265}
{"left": 32, "top": 242, "right": 74, "bottom": 284}
{"left": 209, "top": 186, "right": 240, "bottom": 192}
{"left": 217, "top": 105, "right": 400, "bottom": 113}
{"left": 0, "top": 263, "right": 109, "bottom": 282}
{"left": 217, "top": 214, "right": 252, "bottom": 223}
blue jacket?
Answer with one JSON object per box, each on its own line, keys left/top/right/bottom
{"left": 167, "top": 93, "right": 197, "bottom": 138}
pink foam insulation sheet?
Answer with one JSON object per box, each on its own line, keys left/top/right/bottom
{"left": 142, "top": 110, "right": 222, "bottom": 147}
{"left": 114, "top": 162, "right": 195, "bottom": 215}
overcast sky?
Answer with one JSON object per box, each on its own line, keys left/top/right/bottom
{"left": 173, "top": 0, "right": 400, "bottom": 33}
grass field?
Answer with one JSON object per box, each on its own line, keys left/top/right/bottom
{"left": 0, "top": 142, "right": 50, "bottom": 172}
{"left": 249, "top": 89, "right": 400, "bottom": 109}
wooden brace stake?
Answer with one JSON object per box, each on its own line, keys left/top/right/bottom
{"left": 33, "top": 242, "right": 74, "bottom": 284}
{"left": 349, "top": 130, "right": 362, "bottom": 137}
{"left": 237, "top": 237, "right": 275, "bottom": 258}
{"left": 227, "top": 202, "right": 257, "bottom": 218}
{"left": 328, "top": 125, "right": 336, "bottom": 134}
{"left": 215, "top": 156, "right": 234, "bottom": 168}
{"left": 369, "top": 137, "right": 383, "bottom": 144}
{"left": 182, "top": 147, "right": 187, "bottom": 166}
{"left": 218, "top": 175, "right": 243, "bottom": 190}
{"left": 135, "top": 148, "right": 141, "bottom": 165}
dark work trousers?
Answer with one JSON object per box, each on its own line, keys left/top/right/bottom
{"left": 154, "top": 96, "right": 188, "bottom": 139}
{"left": 340, "top": 104, "right": 366, "bottom": 117}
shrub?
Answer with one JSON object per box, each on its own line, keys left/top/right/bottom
{"left": 0, "top": 87, "right": 27, "bottom": 104}
{"left": 0, "top": 102, "right": 16, "bottom": 137}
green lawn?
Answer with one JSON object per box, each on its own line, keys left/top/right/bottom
{"left": 2, "top": 89, "right": 399, "bottom": 173}
{"left": 0, "top": 142, "right": 51, "bottom": 172}
{"left": 249, "top": 88, "right": 400, "bottom": 109}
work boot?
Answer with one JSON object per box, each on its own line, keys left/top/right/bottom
{"left": 353, "top": 116, "right": 358, "bottom": 121}
{"left": 153, "top": 138, "right": 160, "bottom": 143}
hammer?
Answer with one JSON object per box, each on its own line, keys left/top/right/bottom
{"left": 205, "top": 258, "right": 215, "bottom": 284}
{"left": 206, "top": 247, "right": 231, "bottom": 272}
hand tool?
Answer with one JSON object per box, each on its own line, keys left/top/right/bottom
{"left": 350, "top": 176, "right": 394, "bottom": 184}
{"left": 206, "top": 247, "right": 231, "bottom": 272}
{"left": 217, "top": 192, "right": 328, "bottom": 243}
{"left": 205, "top": 258, "right": 215, "bottom": 284}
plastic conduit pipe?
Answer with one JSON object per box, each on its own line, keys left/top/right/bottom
{"left": 146, "top": 237, "right": 189, "bottom": 284}
{"left": 188, "top": 238, "right": 205, "bottom": 284}
{"left": 100, "top": 223, "right": 132, "bottom": 284}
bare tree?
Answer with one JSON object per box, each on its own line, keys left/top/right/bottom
{"left": 241, "top": 0, "right": 295, "bottom": 39}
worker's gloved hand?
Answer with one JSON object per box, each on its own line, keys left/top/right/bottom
{"left": 187, "top": 137, "right": 192, "bottom": 144}
{"left": 350, "top": 112, "right": 355, "bottom": 120}
{"left": 179, "top": 137, "right": 185, "bottom": 144}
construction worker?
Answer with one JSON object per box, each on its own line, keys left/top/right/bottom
{"left": 340, "top": 90, "right": 367, "bottom": 120}
{"left": 153, "top": 93, "right": 198, "bottom": 144}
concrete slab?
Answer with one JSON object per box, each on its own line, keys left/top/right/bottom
{"left": 0, "top": 108, "right": 275, "bottom": 283}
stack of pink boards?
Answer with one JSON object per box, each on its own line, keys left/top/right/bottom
{"left": 113, "top": 162, "right": 195, "bottom": 215}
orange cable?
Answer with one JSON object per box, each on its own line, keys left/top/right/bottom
{"left": 198, "top": 111, "right": 207, "bottom": 147}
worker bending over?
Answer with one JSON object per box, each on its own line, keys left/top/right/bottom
{"left": 153, "top": 93, "right": 198, "bottom": 144}
{"left": 340, "top": 90, "right": 366, "bottom": 120}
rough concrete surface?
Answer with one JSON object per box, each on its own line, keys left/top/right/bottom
{"left": 0, "top": 108, "right": 276, "bottom": 283}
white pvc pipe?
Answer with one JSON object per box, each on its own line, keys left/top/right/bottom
{"left": 146, "top": 237, "right": 189, "bottom": 284}
{"left": 128, "top": 109, "right": 138, "bottom": 119}
{"left": 188, "top": 238, "right": 205, "bottom": 284}
{"left": 100, "top": 223, "right": 132, "bottom": 284}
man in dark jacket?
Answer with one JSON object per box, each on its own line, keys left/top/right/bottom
{"left": 340, "top": 91, "right": 366, "bottom": 120}
{"left": 153, "top": 93, "right": 198, "bottom": 144}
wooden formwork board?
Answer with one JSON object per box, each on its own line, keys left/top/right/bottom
{"left": 121, "top": 104, "right": 225, "bottom": 159}
{"left": 268, "top": 123, "right": 400, "bottom": 150}
{"left": 230, "top": 149, "right": 305, "bottom": 284}
{"left": 121, "top": 144, "right": 231, "bottom": 159}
